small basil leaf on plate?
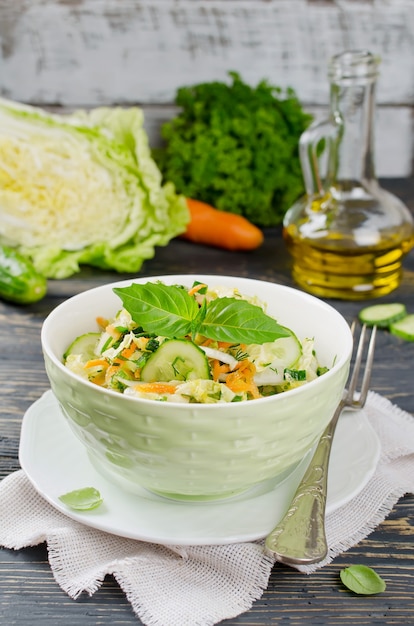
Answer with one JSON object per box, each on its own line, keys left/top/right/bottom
{"left": 59, "top": 487, "right": 103, "bottom": 511}
{"left": 340, "top": 565, "right": 386, "bottom": 595}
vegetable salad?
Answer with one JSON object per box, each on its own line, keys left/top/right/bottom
{"left": 64, "top": 281, "right": 329, "bottom": 403}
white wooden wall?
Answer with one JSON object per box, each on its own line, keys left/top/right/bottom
{"left": 1, "top": 0, "right": 413, "bottom": 176}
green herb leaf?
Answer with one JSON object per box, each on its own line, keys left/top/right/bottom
{"left": 113, "top": 283, "right": 198, "bottom": 338}
{"left": 114, "top": 283, "right": 291, "bottom": 344}
{"left": 198, "top": 297, "right": 291, "bottom": 343}
{"left": 59, "top": 487, "right": 103, "bottom": 511}
{"left": 191, "top": 295, "right": 207, "bottom": 339}
{"left": 340, "top": 565, "right": 386, "bottom": 595}
{"left": 284, "top": 368, "right": 306, "bottom": 381}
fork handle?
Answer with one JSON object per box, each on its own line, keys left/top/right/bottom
{"left": 264, "top": 401, "right": 344, "bottom": 565}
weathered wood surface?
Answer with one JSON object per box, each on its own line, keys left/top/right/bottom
{"left": 2, "top": 0, "right": 414, "bottom": 105}
{"left": 0, "top": 178, "right": 413, "bottom": 625}
{"left": 1, "top": 0, "right": 414, "bottom": 176}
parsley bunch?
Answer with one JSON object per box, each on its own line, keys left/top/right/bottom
{"left": 154, "top": 72, "right": 312, "bottom": 227}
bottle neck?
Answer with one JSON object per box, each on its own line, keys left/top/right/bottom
{"left": 329, "top": 76, "right": 377, "bottom": 186}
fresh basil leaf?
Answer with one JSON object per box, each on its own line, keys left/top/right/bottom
{"left": 191, "top": 295, "right": 207, "bottom": 339}
{"left": 198, "top": 297, "right": 291, "bottom": 343}
{"left": 114, "top": 282, "right": 291, "bottom": 344}
{"left": 59, "top": 487, "right": 103, "bottom": 511}
{"left": 113, "top": 283, "right": 198, "bottom": 338}
{"left": 340, "top": 565, "right": 386, "bottom": 595}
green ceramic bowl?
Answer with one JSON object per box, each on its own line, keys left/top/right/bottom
{"left": 41, "top": 275, "right": 352, "bottom": 500}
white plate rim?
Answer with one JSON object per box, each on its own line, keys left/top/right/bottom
{"left": 19, "top": 390, "right": 381, "bottom": 546}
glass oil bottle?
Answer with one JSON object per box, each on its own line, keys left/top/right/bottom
{"left": 283, "top": 50, "right": 414, "bottom": 300}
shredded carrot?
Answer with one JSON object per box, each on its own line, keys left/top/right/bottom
{"left": 188, "top": 283, "right": 207, "bottom": 296}
{"left": 96, "top": 316, "right": 109, "bottom": 330}
{"left": 229, "top": 359, "right": 251, "bottom": 374}
{"left": 135, "top": 383, "right": 177, "bottom": 394}
{"left": 136, "top": 336, "right": 150, "bottom": 350}
{"left": 104, "top": 363, "right": 122, "bottom": 384}
{"left": 227, "top": 379, "right": 261, "bottom": 399}
{"left": 83, "top": 357, "right": 110, "bottom": 386}
{"left": 217, "top": 341, "right": 234, "bottom": 350}
{"left": 84, "top": 358, "right": 109, "bottom": 370}
{"left": 248, "top": 384, "right": 261, "bottom": 400}
{"left": 120, "top": 343, "right": 137, "bottom": 359}
{"left": 212, "top": 360, "right": 230, "bottom": 381}
{"left": 105, "top": 324, "right": 122, "bottom": 340}
{"left": 91, "top": 373, "right": 106, "bottom": 386}
{"left": 225, "top": 360, "right": 260, "bottom": 398}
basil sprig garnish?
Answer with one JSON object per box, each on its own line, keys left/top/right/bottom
{"left": 113, "top": 282, "right": 290, "bottom": 344}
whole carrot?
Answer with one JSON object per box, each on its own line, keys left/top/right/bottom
{"left": 181, "top": 198, "right": 264, "bottom": 251}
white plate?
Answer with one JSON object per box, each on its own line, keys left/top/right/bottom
{"left": 19, "top": 390, "right": 381, "bottom": 546}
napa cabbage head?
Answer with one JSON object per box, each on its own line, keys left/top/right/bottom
{"left": 0, "top": 98, "right": 189, "bottom": 278}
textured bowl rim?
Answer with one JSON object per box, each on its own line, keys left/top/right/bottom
{"left": 41, "top": 274, "right": 353, "bottom": 410}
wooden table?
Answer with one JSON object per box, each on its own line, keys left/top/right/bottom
{"left": 1, "top": 179, "right": 413, "bottom": 625}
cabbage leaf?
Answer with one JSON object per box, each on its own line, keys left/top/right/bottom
{"left": 0, "top": 98, "right": 189, "bottom": 278}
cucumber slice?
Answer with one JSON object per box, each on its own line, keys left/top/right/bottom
{"left": 358, "top": 303, "right": 407, "bottom": 328}
{"left": 268, "top": 335, "right": 302, "bottom": 368}
{"left": 140, "top": 339, "right": 211, "bottom": 382}
{"left": 63, "top": 332, "right": 101, "bottom": 361}
{"left": 390, "top": 314, "right": 414, "bottom": 341}
{"left": 247, "top": 334, "right": 302, "bottom": 371}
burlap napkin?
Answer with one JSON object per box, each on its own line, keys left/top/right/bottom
{"left": 1, "top": 391, "right": 414, "bottom": 626}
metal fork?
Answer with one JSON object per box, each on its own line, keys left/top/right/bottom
{"left": 265, "top": 323, "right": 377, "bottom": 565}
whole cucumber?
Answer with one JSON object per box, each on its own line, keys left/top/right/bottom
{"left": 0, "top": 245, "right": 47, "bottom": 304}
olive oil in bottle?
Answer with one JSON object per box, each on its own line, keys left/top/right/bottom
{"left": 283, "top": 51, "right": 414, "bottom": 300}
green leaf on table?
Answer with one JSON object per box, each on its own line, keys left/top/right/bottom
{"left": 114, "top": 283, "right": 198, "bottom": 338}
{"left": 59, "top": 487, "right": 103, "bottom": 511}
{"left": 198, "top": 297, "right": 291, "bottom": 344}
{"left": 340, "top": 565, "right": 386, "bottom": 595}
